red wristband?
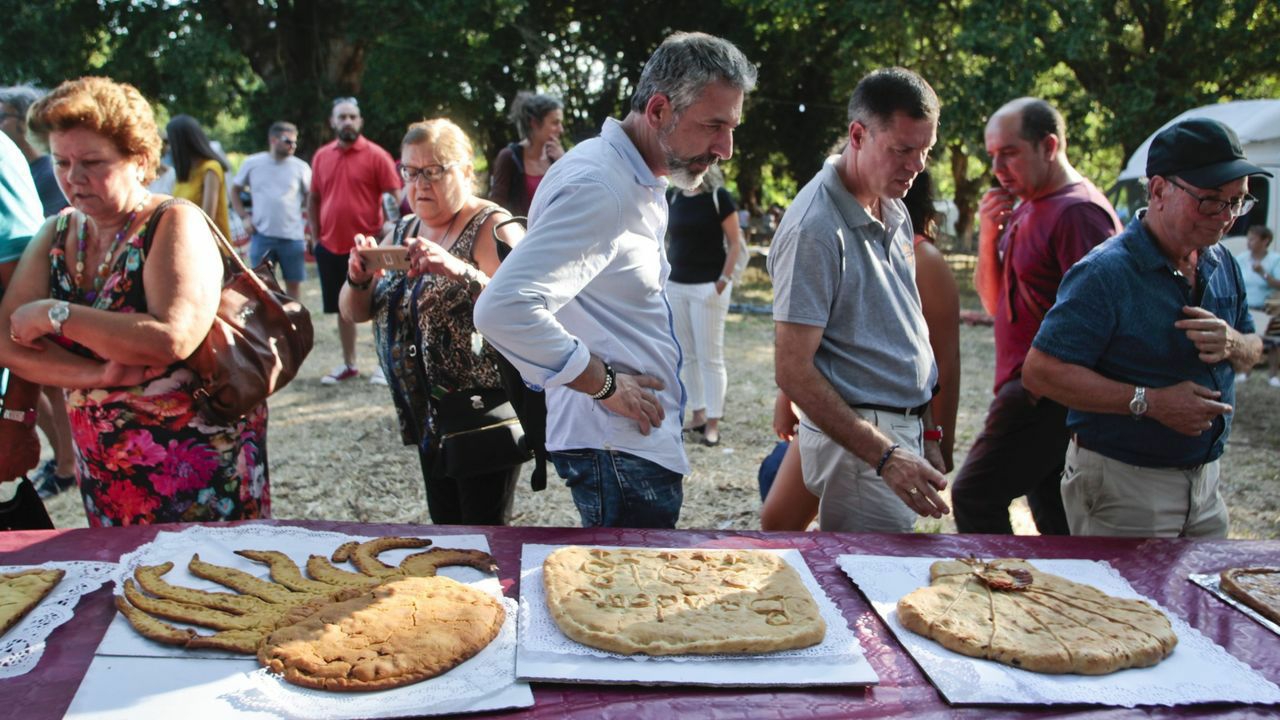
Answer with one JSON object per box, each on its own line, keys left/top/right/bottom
{"left": 923, "top": 426, "right": 944, "bottom": 442}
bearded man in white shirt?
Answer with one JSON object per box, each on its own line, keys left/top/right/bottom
{"left": 475, "top": 32, "right": 757, "bottom": 528}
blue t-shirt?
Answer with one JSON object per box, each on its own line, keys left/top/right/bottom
{"left": 1032, "top": 212, "right": 1254, "bottom": 468}
{"left": 1236, "top": 248, "right": 1280, "bottom": 309}
{"left": 0, "top": 133, "right": 43, "bottom": 265}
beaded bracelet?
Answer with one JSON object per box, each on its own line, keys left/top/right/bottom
{"left": 346, "top": 273, "right": 372, "bottom": 291}
{"left": 590, "top": 362, "right": 617, "bottom": 400}
{"left": 875, "top": 443, "right": 901, "bottom": 477}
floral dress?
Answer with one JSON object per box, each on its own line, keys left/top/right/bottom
{"left": 48, "top": 207, "right": 270, "bottom": 526}
{"left": 371, "top": 207, "right": 505, "bottom": 451}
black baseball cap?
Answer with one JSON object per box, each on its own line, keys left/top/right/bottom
{"left": 1146, "top": 117, "right": 1272, "bottom": 188}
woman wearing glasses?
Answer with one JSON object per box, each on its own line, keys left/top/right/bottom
{"left": 340, "top": 119, "right": 525, "bottom": 525}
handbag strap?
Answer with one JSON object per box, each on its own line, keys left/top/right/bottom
{"left": 142, "top": 198, "right": 273, "bottom": 297}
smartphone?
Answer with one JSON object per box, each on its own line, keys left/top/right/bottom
{"left": 358, "top": 246, "right": 410, "bottom": 272}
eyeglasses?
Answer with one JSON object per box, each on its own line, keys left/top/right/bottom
{"left": 1166, "top": 177, "right": 1256, "bottom": 217}
{"left": 399, "top": 162, "right": 456, "bottom": 184}
{"left": 277, "top": 138, "right": 298, "bottom": 147}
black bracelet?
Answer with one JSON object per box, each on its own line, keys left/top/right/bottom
{"left": 346, "top": 272, "right": 372, "bottom": 290}
{"left": 590, "top": 362, "right": 617, "bottom": 400}
{"left": 875, "top": 443, "right": 901, "bottom": 477}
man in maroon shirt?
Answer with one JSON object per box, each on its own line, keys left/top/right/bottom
{"left": 307, "top": 97, "right": 400, "bottom": 384}
{"left": 952, "top": 97, "right": 1122, "bottom": 535}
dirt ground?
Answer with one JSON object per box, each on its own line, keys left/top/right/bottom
{"left": 38, "top": 265, "right": 1280, "bottom": 539}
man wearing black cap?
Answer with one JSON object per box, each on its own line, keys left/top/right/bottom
{"left": 1022, "top": 117, "right": 1267, "bottom": 538}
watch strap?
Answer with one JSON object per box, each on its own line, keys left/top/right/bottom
{"left": 1, "top": 407, "right": 37, "bottom": 426}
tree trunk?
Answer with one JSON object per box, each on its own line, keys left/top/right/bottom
{"left": 201, "top": 0, "right": 368, "bottom": 160}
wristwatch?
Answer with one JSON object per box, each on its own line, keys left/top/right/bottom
{"left": 48, "top": 300, "right": 70, "bottom": 336}
{"left": 923, "top": 426, "right": 944, "bottom": 442}
{"left": 1129, "top": 386, "right": 1148, "bottom": 420}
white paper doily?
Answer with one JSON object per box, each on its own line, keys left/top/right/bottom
{"left": 519, "top": 544, "right": 863, "bottom": 663}
{"left": 840, "top": 555, "right": 1280, "bottom": 707}
{"left": 1, "top": 560, "right": 116, "bottom": 679}
{"left": 224, "top": 597, "right": 524, "bottom": 719}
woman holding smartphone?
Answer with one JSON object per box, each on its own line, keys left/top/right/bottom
{"left": 339, "top": 119, "right": 524, "bottom": 525}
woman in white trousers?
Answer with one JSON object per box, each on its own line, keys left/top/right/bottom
{"left": 665, "top": 167, "right": 742, "bottom": 446}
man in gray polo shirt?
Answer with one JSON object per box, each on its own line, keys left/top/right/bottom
{"left": 769, "top": 67, "right": 949, "bottom": 533}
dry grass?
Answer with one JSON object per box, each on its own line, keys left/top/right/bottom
{"left": 40, "top": 261, "right": 1280, "bottom": 538}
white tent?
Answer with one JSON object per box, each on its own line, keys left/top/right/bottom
{"left": 1116, "top": 99, "right": 1280, "bottom": 182}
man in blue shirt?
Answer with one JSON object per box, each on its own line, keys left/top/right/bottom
{"left": 1023, "top": 118, "right": 1267, "bottom": 537}
{"left": 475, "top": 33, "right": 757, "bottom": 528}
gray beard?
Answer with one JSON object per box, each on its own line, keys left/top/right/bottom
{"left": 337, "top": 128, "right": 359, "bottom": 143}
{"left": 658, "top": 119, "right": 714, "bottom": 190}
{"left": 661, "top": 140, "right": 713, "bottom": 190}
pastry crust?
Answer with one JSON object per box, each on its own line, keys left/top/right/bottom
{"left": 897, "top": 558, "right": 1177, "bottom": 675}
{"left": 116, "top": 536, "right": 500, "bottom": 664}
{"left": 542, "top": 546, "right": 826, "bottom": 656}
{"left": 258, "top": 576, "right": 504, "bottom": 691}
{"left": 0, "top": 568, "right": 65, "bottom": 637}
{"left": 1220, "top": 567, "right": 1280, "bottom": 625}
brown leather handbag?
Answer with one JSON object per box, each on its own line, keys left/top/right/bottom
{"left": 146, "top": 199, "right": 314, "bottom": 425}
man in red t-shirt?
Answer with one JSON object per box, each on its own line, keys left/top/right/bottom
{"left": 307, "top": 97, "right": 401, "bottom": 384}
{"left": 953, "top": 97, "right": 1122, "bottom": 535}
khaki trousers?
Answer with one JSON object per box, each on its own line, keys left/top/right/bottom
{"left": 799, "top": 408, "right": 922, "bottom": 533}
{"left": 1061, "top": 439, "right": 1229, "bottom": 538}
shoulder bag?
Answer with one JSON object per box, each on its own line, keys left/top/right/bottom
{"left": 146, "top": 199, "right": 314, "bottom": 425}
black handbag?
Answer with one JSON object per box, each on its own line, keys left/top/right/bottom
{"left": 0, "top": 479, "right": 55, "bottom": 531}
{"left": 434, "top": 387, "right": 531, "bottom": 479}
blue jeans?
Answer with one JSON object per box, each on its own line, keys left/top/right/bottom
{"left": 550, "top": 449, "right": 683, "bottom": 528}
{"left": 248, "top": 233, "right": 306, "bottom": 282}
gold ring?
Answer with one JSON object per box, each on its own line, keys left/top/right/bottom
{"left": 908, "top": 487, "right": 920, "bottom": 496}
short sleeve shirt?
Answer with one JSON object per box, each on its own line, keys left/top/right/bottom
{"left": 0, "top": 133, "right": 43, "bottom": 266}
{"left": 666, "top": 186, "right": 735, "bottom": 284}
{"left": 233, "top": 153, "right": 312, "bottom": 240}
{"left": 1032, "top": 212, "right": 1254, "bottom": 467}
{"left": 993, "top": 180, "right": 1121, "bottom": 391}
{"left": 310, "top": 136, "right": 401, "bottom": 254}
{"left": 1236, "top": 249, "right": 1280, "bottom": 309}
{"left": 768, "top": 157, "right": 936, "bottom": 408}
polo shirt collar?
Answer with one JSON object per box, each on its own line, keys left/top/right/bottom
{"left": 601, "top": 118, "right": 666, "bottom": 190}
{"left": 337, "top": 135, "right": 370, "bottom": 153}
{"left": 1126, "top": 209, "right": 1223, "bottom": 275}
{"left": 818, "top": 156, "right": 905, "bottom": 236}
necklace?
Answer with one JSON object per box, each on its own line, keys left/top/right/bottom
{"left": 76, "top": 193, "right": 150, "bottom": 301}
{"left": 428, "top": 208, "right": 462, "bottom": 250}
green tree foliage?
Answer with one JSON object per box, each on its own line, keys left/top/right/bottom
{"left": 1, "top": 0, "right": 1276, "bottom": 233}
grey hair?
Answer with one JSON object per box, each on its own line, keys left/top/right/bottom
{"left": 0, "top": 83, "right": 46, "bottom": 122}
{"left": 698, "top": 164, "right": 725, "bottom": 193}
{"left": 846, "top": 67, "right": 939, "bottom": 129}
{"left": 508, "top": 92, "right": 562, "bottom": 141}
{"left": 629, "top": 32, "right": 757, "bottom": 115}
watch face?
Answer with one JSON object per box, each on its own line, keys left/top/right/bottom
{"left": 1130, "top": 398, "right": 1148, "bottom": 415}
{"left": 51, "top": 303, "right": 69, "bottom": 322}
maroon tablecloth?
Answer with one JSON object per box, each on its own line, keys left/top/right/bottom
{"left": 2, "top": 520, "right": 1277, "bottom": 719}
